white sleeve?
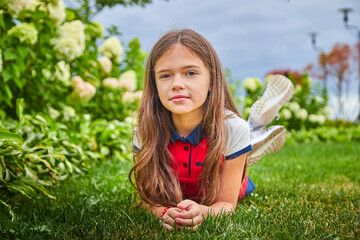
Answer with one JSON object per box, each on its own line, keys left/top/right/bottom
{"left": 133, "top": 126, "right": 141, "bottom": 152}
{"left": 224, "top": 115, "right": 252, "bottom": 160}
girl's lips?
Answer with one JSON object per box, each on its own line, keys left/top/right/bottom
{"left": 170, "top": 95, "right": 189, "bottom": 102}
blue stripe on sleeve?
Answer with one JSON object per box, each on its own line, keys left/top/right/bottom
{"left": 225, "top": 144, "right": 252, "bottom": 160}
{"left": 133, "top": 145, "right": 141, "bottom": 153}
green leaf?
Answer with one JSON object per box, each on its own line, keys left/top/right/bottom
{"left": 4, "top": 84, "right": 13, "bottom": 100}
{"left": 1, "top": 68, "right": 12, "bottom": 82}
{"left": 3, "top": 50, "right": 16, "bottom": 60}
{"left": 17, "top": 46, "right": 27, "bottom": 59}
{"left": 6, "top": 177, "right": 56, "bottom": 199}
{"left": 0, "top": 130, "right": 23, "bottom": 144}
{"left": 11, "top": 63, "right": 20, "bottom": 78}
{"left": 0, "top": 14, "right": 5, "bottom": 29}
{"left": 0, "top": 199, "right": 15, "bottom": 222}
{"left": 13, "top": 76, "right": 23, "bottom": 89}
{"left": 6, "top": 179, "right": 37, "bottom": 199}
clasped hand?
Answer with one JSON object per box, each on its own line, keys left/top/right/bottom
{"left": 161, "top": 199, "right": 206, "bottom": 232}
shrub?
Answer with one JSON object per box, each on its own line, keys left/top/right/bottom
{"left": 0, "top": 0, "right": 146, "bottom": 121}
{"left": 0, "top": 99, "right": 133, "bottom": 204}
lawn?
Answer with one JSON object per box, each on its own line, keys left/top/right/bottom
{"left": 1, "top": 142, "right": 359, "bottom": 239}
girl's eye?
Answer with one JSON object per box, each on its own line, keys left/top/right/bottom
{"left": 159, "top": 74, "right": 171, "bottom": 79}
{"left": 186, "top": 71, "right": 197, "bottom": 76}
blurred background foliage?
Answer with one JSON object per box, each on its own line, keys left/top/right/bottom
{"left": 0, "top": 0, "right": 144, "bottom": 212}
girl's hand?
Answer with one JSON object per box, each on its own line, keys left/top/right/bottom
{"left": 160, "top": 207, "right": 182, "bottom": 232}
{"left": 175, "top": 199, "right": 207, "bottom": 231}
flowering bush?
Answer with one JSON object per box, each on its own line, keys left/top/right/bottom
{"left": 51, "top": 20, "right": 86, "bottom": 61}
{"left": 286, "top": 125, "right": 360, "bottom": 144}
{"left": 99, "top": 36, "right": 124, "bottom": 63}
{"left": 0, "top": 0, "right": 146, "bottom": 120}
{"left": 7, "top": 22, "right": 38, "bottom": 45}
{"left": 0, "top": 0, "right": 147, "bottom": 207}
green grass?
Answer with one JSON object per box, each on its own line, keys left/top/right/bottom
{"left": 1, "top": 142, "right": 359, "bottom": 239}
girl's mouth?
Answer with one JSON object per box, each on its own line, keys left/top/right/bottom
{"left": 171, "top": 95, "right": 189, "bottom": 102}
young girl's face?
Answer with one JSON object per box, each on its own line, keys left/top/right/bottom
{"left": 154, "top": 44, "right": 210, "bottom": 121}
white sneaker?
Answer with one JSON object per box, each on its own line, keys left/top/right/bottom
{"left": 248, "top": 75, "right": 294, "bottom": 130}
{"left": 247, "top": 125, "right": 286, "bottom": 166}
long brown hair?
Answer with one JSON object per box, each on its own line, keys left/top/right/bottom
{"left": 129, "top": 29, "right": 241, "bottom": 207}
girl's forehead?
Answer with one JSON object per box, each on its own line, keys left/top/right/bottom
{"left": 155, "top": 43, "right": 205, "bottom": 68}
{"left": 161, "top": 43, "right": 198, "bottom": 58}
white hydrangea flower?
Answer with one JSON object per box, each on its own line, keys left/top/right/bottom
{"left": 314, "top": 96, "right": 323, "bottom": 103}
{"left": 288, "top": 102, "right": 301, "bottom": 112}
{"left": 295, "top": 108, "right": 308, "bottom": 120}
{"left": 303, "top": 76, "right": 312, "bottom": 86}
{"left": 98, "top": 56, "right": 112, "bottom": 75}
{"left": 71, "top": 76, "right": 84, "bottom": 87}
{"left": 317, "top": 114, "right": 326, "bottom": 124}
{"left": 308, "top": 114, "right": 317, "bottom": 123}
{"left": 324, "top": 106, "right": 333, "bottom": 116}
{"left": 51, "top": 20, "right": 85, "bottom": 61}
{"left": 41, "top": 67, "right": 52, "bottom": 80}
{"left": 5, "top": 0, "right": 25, "bottom": 17}
{"left": 281, "top": 108, "right": 292, "bottom": 120}
{"left": 85, "top": 21, "right": 104, "bottom": 40}
{"left": 54, "top": 60, "right": 70, "bottom": 86}
{"left": 294, "top": 85, "right": 302, "bottom": 95}
{"left": 63, "top": 106, "right": 76, "bottom": 121}
{"left": 47, "top": 105, "right": 60, "bottom": 119}
{"left": 8, "top": 23, "right": 38, "bottom": 45}
{"left": 47, "top": 0, "right": 66, "bottom": 26}
{"left": 122, "top": 91, "right": 142, "bottom": 103}
{"left": 309, "top": 114, "right": 326, "bottom": 124}
{"left": 242, "top": 77, "right": 257, "bottom": 92}
{"left": 254, "top": 77, "right": 264, "bottom": 89}
{"left": 102, "top": 77, "right": 120, "bottom": 89}
{"left": 119, "top": 70, "right": 137, "bottom": 92}
{"left": 244, "top": 97, "right": 253, "bottom": 106}
{"left": 125, "top": 116, "right": 136, "bottom": 124}
{"left": 71, "top": 76, "right": 96, "bottom": 103}
{"left": 25, "top": 0, "right": 46, "bottom": 12}
{"left": 99, "top": 37, "right": 124, "bottom": 63}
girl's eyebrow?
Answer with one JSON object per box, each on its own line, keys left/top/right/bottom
{"left": 156, "top": 65, "right": 201, "bottom": 74}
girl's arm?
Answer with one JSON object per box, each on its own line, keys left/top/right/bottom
{"left": 175, "top": 153, "right": 247, "bottom": 230}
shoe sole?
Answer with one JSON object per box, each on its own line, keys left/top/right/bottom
{"left": 247, "top": 126, "right": 286, "bottom": 166}
{"left": 250, "top": 75, "right": 294, "bottom": 126}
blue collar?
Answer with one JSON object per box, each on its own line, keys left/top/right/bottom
{"left": 171, "top": 124, "right": 205, "bottom": 147}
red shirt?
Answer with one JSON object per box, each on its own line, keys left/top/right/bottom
{"left": 168, "top": 123, "right": 252, "bottom": 200}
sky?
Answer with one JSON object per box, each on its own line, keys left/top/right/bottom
{"left": 72, "top": 0, "right": 360, "bottom": 119}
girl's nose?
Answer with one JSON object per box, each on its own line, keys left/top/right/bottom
{"left": 171, "top": 75, "right": 185, "bottom": 91}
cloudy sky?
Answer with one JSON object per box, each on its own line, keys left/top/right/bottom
{"left": 77, "top": 0, "right": 360, "bottom": 119}
{"left": 90, "top": 0, "right": 359, "bottom": 77}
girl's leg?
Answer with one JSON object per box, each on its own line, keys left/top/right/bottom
{"left": 247, "top": 75, "right": 294, "bottom": 131}
{"left": 246, "top": 75, "right": 294, "bottom": 166}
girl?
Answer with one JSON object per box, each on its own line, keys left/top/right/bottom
{"left": 129, "top": 29, "right": 293, "bottom": 232}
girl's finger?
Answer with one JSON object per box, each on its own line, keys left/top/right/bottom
{"left": 176, "top": 209, "right": 197, "bottom": 219}
{"left": 162, "top": 215, "right": 175, "bottom": 226}
{"left": 162, "top": 223, "right": 175, "bottom": 232}
{"left": 166, "top": 207, "right": 182, "bottom": 219}
{"left": 175, "top": 215, "right": 202, "bottom": 227}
